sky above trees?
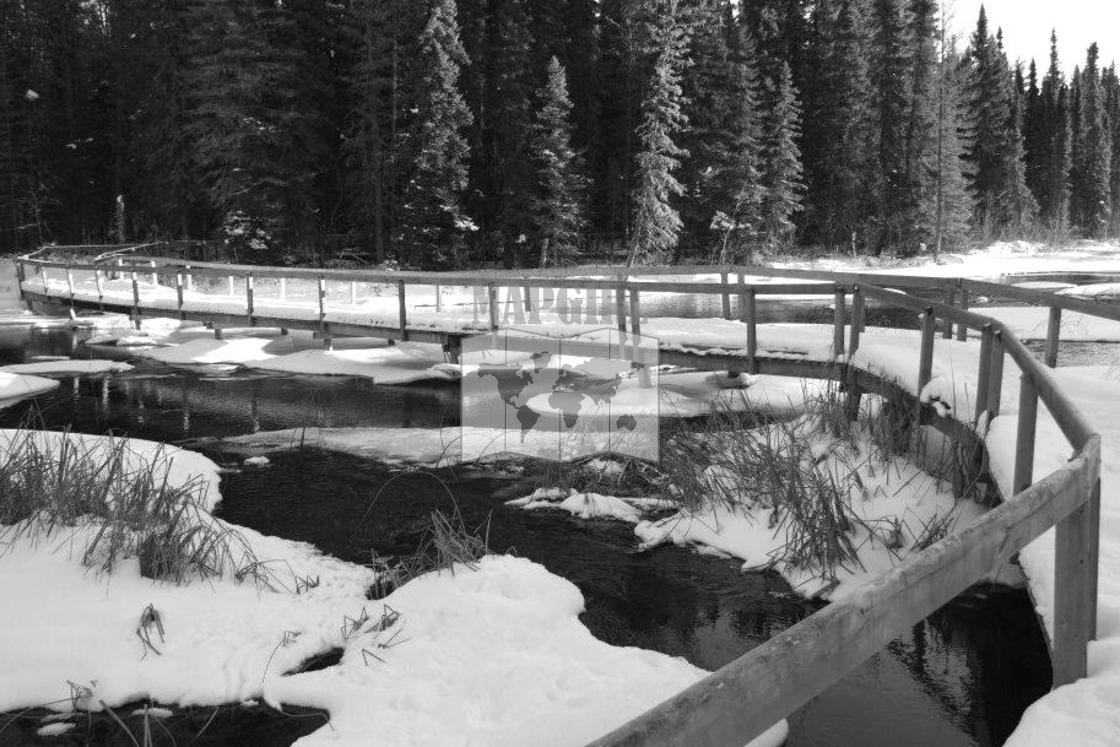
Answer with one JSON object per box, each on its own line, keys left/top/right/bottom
{"left": 952, "top": 0, "right": 1118, "bottom": 71}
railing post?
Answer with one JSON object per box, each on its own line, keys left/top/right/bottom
{"left": 95, "top": 268, "right": 104, "bottom": 310}
{"left": 185, "top": 264, "right": 193, "bottom": 292}
{"left": 1013, "top": 373, "right": 1037, "bottom": 494}
{"left": 149, "top": 260, "right": 158, "bottom": 286}
{"left": 721, "top": 271, "right": 732, "bottom": 320}
{"left": 350, "top": 280, "right": 358, "bottom": 306}
{"left": 130, "top": 269, "right": 141, "bottom": 330}
{"left": 1045, "top": 306, "right": 1062, "bottom": 368}
{"left": 942, "top": 284, "right": 956, "bottom": 339}
{"left": 832, "top": 287, "right": 846, "bottom": 359}
{"left": 398, "top": 280, "right": 408, "bottom": 341}
{"left": 974, "top": 324, "right": 993, "bottom": 422}
{"left": 1053, "top": 480, "right": 1097, "bottom": 686}
{"left": 488, "top": 283, "right": 499, "bottom": 331}
{"left": 246, "top": 272, "right": 255, "bottom": 326}
{"left": 228, "top": 275, "right": 235, "bottom": 297}
{"left": 317, "top": 275, "right": 327, "bottom": 336}
{"left": 279, "top": 276, "right": 286, "bottom": 299}
{"left": 745, "top": 288, "right": 757, "bottom": 375}
{"left": 917, "top": 309, "right": 935, "bottom": 394}
{"left": 736, "top": 273, "right": 747, "bottom": 323}
{"left": 849, "top": 287, "right": 864, "bottom": 355}
{"left": 175, "top": 271, "right": 184, "bottom": 320}
{"left": 435, "top": 283, "right": 442, "bottom": 313}
{"left": 986, "top": 330, "right": 1004, "bottom": 418}
{"left": 629, "top": 287, "right": 641, "bottom": 336}
{"left": 523, "top": 283, "right": 532, "bottom": 313}
{"left": 956, "top": 282, "right": 969, "bottom": 342}
{"left": 615, "top": 281, "right": 627, "bottom": 333}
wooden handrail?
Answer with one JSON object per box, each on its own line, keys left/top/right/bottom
{"left": 588, "top": 437, "right": 1099, "bottom": 747}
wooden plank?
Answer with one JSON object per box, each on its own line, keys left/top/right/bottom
{"left": 745, "top": 288, "right": 757, "bottom": 374}
{"left": 1046, "top": 306, "right": 1062, "bottom": 368}
{"left": 859, "top": 284, "right": 994, "bottom": 331}
{"left": 849, "top": 288, "right": 864, "bottom": 354}
{"left": 832, "top": 288, "right": 845, "bottom": 358}
{"left": 398, "top": 280, "right": 408, "bottom": 342}
{"left": 987, "top": 332, "right": 1005, "bottom": 418}
{"left": 616, "top": 284, "right": 627, "bottom": 333}
{"left": 737, "top": 274, "right": 747, "bottom": 323}
{"left": 629, "top": 288, "right": 642, "bottom": 336}
{"left": 965, "top": 278, "right": 1120, "bottom": 323}
{"left": 131, "top": 271, "right": 141, "bottom": 329}
{"left": 720, "top": 272, "right": 732, "bottom": 319}
{"left": 917, "top": 310, "right": 935, "bottom": 392}
{"left": 175, "top": 271, "right": 184, "bottom": 320}
{"left": 956, "top": 282, "right": 969, "bottom": 342}
{"left": 1053, "top": 443, "right": 1101, "bottom": 686}
{"left": 318, "top": 276, "right": 327, "bottom": 334}
{"left": 996, "top": 324, "right": 1094, "bottom": 448}
{"left": 246, "top": 272, "right": 255, "bottom": 325}
{"left": 975, "top": 325, "right": 993, "bottom": 422}
{"left": 1014, "top": 374, "right": 1038, "bottom": 494}
{"left": 942, "top": 286, "right": 956, "bottom": 339}
{"left": 589, "top": 439, "right": 1097, "bottom": 747}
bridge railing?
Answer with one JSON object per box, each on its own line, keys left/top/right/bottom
{"left": 14, "top": 249, "right": 1107, "bottom": 746}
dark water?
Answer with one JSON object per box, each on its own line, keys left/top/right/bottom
{"left": 0, "top": 702, "right": 329, "bottom": 746}
{"left": 0, "top": 323, "right": 1054, "bottom": 746}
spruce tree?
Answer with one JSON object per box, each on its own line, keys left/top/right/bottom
{"left": 678, "top": 0, "right": 733, "bottom": 255}
{"left": 530, "top": 57, "right": 587, "bottom": 266}
{"left": 185, "top": 0, "right": 326, "bottom": 259}
{"left": 482, "top": 0, "right": 535, "bottom": 266}
{"left": 1072, "top": 44, "right": 1112, "bottom": 237}
{"left": 1037, "top": 32, "right": 1072, "bottom": 231}
{"left": 396, "top": 0, "right": 474, "bottom": 268}
{"left": 758, "top": 61, "right": 805, "bottom": 251}
{"left": 348, "top": 0, "right": 425, "bottom": 260}
{"left": 803, "top": 0, "right": 875, "bottom": 249}
{"left": 628, "top": 0, "right": 690, "bottom": 265}
{"left": 959, "top": 7, "right": 1035, "bottom": 238}
{"left": 1104, "top": 65, "right": 1120, "bottom": 236}
{"left": 871, "top": 0, "right": 911, "bottom": 249}
{"left": 712, "top": 26, "right": 765, "bottom": 264}
{"left": 920, "top": 6, "right": 970, "bottom": 257}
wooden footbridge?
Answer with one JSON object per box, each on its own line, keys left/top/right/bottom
{"left": 15, "top": 243, "right": 1117, "bottom": 746}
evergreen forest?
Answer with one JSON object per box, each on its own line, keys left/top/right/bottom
{"left": 1, "top": 0, "right": 1118, "bottom": 268}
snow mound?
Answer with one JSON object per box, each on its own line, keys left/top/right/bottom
{"left": 0, "top": 359, "right": 133, "bottom": 375}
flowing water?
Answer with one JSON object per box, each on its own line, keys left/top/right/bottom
{"left": 0, "top": 320, "right": 1061, "bottom": 747}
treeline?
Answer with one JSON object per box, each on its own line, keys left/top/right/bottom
{"left": 1, "top": 0, "right": 1118, "bottom": 267}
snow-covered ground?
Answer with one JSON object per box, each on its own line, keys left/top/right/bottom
{"left": 0, "top": 359, "right": 133, "bottom": 376}
{"left": 0, "top": 370, "right": 59, "bottom": 406}
{"left": 0, "top": 430, "right": 787, "bottom": 747}
{"left": 9, "top": 240, "right": 1120, "bottom": 743}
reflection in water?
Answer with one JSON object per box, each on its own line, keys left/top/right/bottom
{"left": 0, "top": 324, "right": 1055, "bottom": 746}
